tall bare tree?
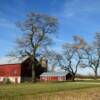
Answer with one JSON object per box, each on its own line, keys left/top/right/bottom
{"left": 83, "top": 33, "right": 100, "bottom": 79}
{"left": 62, "top": 44, "right": 83, "bottom": 81}
{"left": 15, "top": 12, "right": 58, "bottom": 82}
{"left": 94, "top": 32, "right": 100, "bottom": 78}
{"left": 62, "top": 36, "right": 87, "bottom": 81}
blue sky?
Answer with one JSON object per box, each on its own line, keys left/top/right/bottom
{"left": 0, "top": 0, "right": 100, "bottom": 58}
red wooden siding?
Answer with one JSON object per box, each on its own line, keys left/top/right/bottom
{"left": 0, "top": 64, "right": 21, "bottom": 77}
{"left": 40, "top": 76, "right": 66, "bottom": 81}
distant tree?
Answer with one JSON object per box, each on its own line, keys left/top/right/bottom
{"left": 44, "top": 49, "right": 63, "bottom": 71}
{"left": 62, "top": 35, "right": 87, "bottom": 81}
{"left": 93, "top": 32, "right": 100, "bottom": 78}
{"left": 14, "top": 12, "right": 58, "bottom": 82}
{"left": 83, "top": 33, "right": 100, "bottom": 79}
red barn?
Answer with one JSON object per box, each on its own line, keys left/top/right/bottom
{"left": 0, "top": 56, "right": 48, "bottom": 83}
{"left": 0, "top": 57, "right": 32, "bottom": 83}
{"left": 40, "top": 71, "right": 72, "bottom": 82}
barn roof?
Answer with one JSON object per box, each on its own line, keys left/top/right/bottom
{"left": 0, "top": 56, "right": 29, "bottom": 65}
{"left": 40, "top": 71, "right": 69, "bottom": 76}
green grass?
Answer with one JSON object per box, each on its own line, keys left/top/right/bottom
{"left": 0, "top": 81, "right": 100, "bottom": 100}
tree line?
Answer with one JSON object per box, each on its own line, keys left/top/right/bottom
{"left": 45, "top": 34, "right": 100, "bottom": 81}
{"left": 10, "top": 12, "right": 100, "bottom": 82}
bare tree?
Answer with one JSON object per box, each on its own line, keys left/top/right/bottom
{"left": 62, "top": 36, "right": 87, "bottom": 81}
{"left": 94, "top": 32, "right": 100, "bottom": 78}
{"left": 83, "top": 33, "right": 100, "bottom": 79}
{"left": 62, "top": 43, "right": 83, "bottom": 81}
{"left": 44, "top": 50, "right": 63, "bottom": 72}
{"left": 72, "top": 35, "right": 89, "bottom": 49}
{"left": 15, "top": 12, "right": 58, "bottom": 82}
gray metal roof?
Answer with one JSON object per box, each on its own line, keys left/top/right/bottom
{"left": 0, "top": 56, "right": 29, "bottom": 65}
{"left": 40, "top": 71, "right": 69, "bottom": 76}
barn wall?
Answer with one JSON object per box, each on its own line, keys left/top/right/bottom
{"left": 0, "top": 64, "right": 21, "bottom": 76}
{"left": 21, "top": 58, "right": 47, "bottom": 81}
{"left": 40, "top": 76, "right": 66, "bottom": 81}
{"left": 21, "top": 59, "right": 32, "bottom": 82}
{"left": 0, "top": 64, "right": 21, "bottom": 83}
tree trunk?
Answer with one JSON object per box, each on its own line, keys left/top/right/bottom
{"left": 72, "top": 74, "right": 75, "bottom": 81}
{"left": 94, "top": 69, "right": 97, "bottom": 79}
{"left": 31, "top": 54, "right": 36, "bottom": 82}
{"left": 32, "top": 64, "right": 35, "bottom": 82}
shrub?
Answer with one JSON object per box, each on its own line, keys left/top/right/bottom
{"left": 3, "top": 78, "right": 11, "bottom": 84}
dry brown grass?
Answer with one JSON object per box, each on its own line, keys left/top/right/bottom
{"left": 24, "top": 87, "right": 100, "bottom": 100}
{"left": 0, "top": 82, "right": 100, "bottom": 100}
{"left": 1, "top": 87, "right": 100, "bottom": 100}
{"left": 26, "top": 88, "right": 100, "bottom": 100}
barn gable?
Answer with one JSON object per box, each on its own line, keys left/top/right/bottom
{"left": 0, "top": 56, "right": 30, "bottom": 83}
{"left": 0, "top": 56, "right": 29, "bottom": 65}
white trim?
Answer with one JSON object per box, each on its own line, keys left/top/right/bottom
{"left": 0, "top": 77, "right": 21, "bottom": 83}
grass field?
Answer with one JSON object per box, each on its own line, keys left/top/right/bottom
{"left": 0, "top": 81, "right": 100, "bottom": 100}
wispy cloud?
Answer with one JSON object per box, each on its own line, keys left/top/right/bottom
{"left": 0, "top": 18, "right": 17, "bottom": 30}
{"left": 0, "top": 17, "right": 21, "bottom": 42}
{"left": 61, "top": 0, "right": 100, "bottom": 18}
{"left": 63, "top": 12, "right": 75, "bottom": 18}
{"left": 0, "top": 17, "right": 20, "bottom": 57}
{"left": 0, "top": 39, "right": 14, "bottom": 47}
{"left": 53, "top": 38, "right": 65, "bottom": 43}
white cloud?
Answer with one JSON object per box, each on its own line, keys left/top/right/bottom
{"left": 0, "top": 18, "right": 17, "bottom": 30}
{"left": 0, "top": 17, "right": 20, "bottom": 56}
{"left": 61, "top": 0, "right": 100, "bottom": 18}
{"left": 0, "top": 17, "right": 21, "bottom": 43}
{"left": 63, "top": 12, "right": 75, "bottom": 18}
{"left": 53, "top": 38, "right": 65, "bottom": 43}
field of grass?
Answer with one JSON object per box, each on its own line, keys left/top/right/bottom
{"left": 0, "top": 81, "right": 100, "bottom": 100}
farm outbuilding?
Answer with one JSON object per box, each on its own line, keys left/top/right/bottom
{"left": 0, "top": 56, "right": 47, "bottom": 83}
{"left": 40, "top": 71, "right": 72, "bottom": 82}
{"left": 0, "top": 57, "right": 32, "bottom": 83}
